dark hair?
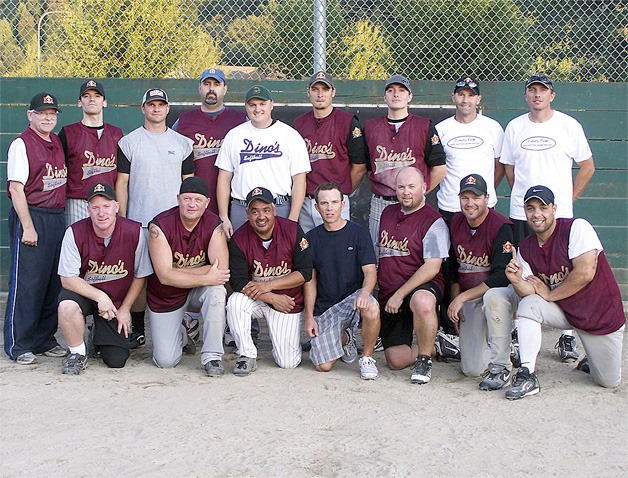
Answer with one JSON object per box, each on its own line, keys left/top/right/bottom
{"left": 314, "top": 182, "right": 344, "bottom": 203}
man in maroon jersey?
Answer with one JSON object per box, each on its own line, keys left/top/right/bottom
{"left": 447, "top": 174, "right": 518, "bottom": 391}
{"left": 505, "top": 185, "right": 625, "bottom": 400}
{"left": 57, "top": 182, "right": 152, "bottom": 374}
{"left": 226, "top": 187, "right": 313, "bottom": 375}
{"left": 293, "top": 71, "right": 368, "bottom": 232}
{"left": 147, "top": 177, "right": 230, "bottom": 376}
{"left": 173, "top": 68, "right": 246, "bottom": 215}
{"left": 377, "top": 167, "right": 450, "bottom": 384}
{"left": 59, "top": 80, "right": 123, "bottom": 225}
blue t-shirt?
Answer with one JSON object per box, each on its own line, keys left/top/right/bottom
{"left": 306, "top": 221, "right": 377, "bottom": 316}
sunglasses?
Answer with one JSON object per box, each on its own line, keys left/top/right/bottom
{"left": 527, "top": 74, "right": 553, "bottom": 86}
{"left": 456, "top": 80, "right": 478, "bottom": 89}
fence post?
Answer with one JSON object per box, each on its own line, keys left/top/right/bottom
{"left": 313, "top": 0, "right": 326, "bottom": 74}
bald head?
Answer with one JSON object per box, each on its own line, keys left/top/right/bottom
{"left": 396, "top": 167, "right": 427, "bottom": 213}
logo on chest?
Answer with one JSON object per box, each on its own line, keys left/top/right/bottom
{"left": 373, "top": 145, "right": 416, "bottom": 174}
{"left": 239, "top": 139, "right": 282, "bottom": 164}
{"left": 378, "top": 230, "right": 410, "bottom": 257}
{"left": 85, "top": 259, "right": 129, "bottom": 283}
{"left": 252, "top": 260, "right": 291, "bottom": 281}
{"left": 82, "top": 151, "right": 116, "bottom": 179}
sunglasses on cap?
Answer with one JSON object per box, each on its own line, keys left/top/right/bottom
{"left": 526, "top": 74, "right": 554, "bottom": 89}
{"left": 456, "top": 79, "right": 478, "bottom": 89}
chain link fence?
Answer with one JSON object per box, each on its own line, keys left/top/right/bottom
{"left": 1, "top": 0, "right": 626, "bottom": 81}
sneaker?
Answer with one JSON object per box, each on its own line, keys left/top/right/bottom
{"left": 129, "top": 332, "right": 146, "bottom": 349}
{"left": 479, "top": 364, "right": 512, "bottom": 391}
{"left": 183, "top": 312, "right": 201, "bottom": 344}
{"left": 62, "top": 353, "right": 87, "bottom": 375}
{"left": 510, "top": 329, "right": 521, "bottom": 368}
{"left": 16, "top": 352, "right": 38, "bottom": 365}
{"left": 183, "top": 334, "right": 196, "bottom": 355}
{"left": 373, "top": 337, "right": 384, "bottom": 352}
{"left": 301, "top": 339, "right": 312, "bottom": 352}
{"left": 576, "top": 356, "right": 590, "bottom": 374}
{"left": 505, "top": 367, "right": 540, "bottom": 400}
{"left": 43, "top": 345, "right": 68, "bottom": 357}
{"left": 224, "top": 325, "right": 236, "bottom": 348}
{"left": 341, "top": 328, "right": 358, "bottom": 364}
{"left": 434, "top": 329, "right": 461, "bottom": 362}
{"left": 556, "top": 334, "right": 579, "bottom": 363}
{"left": 359, "top": 356, "right": 378, "bottom": 380}
{"left": 411, "top": 355, "right": 433, "bottom": 384}
{"left": 233, "top": 356, "right": 257, "bottom": 376}
{"left": 204, "top": 360, "right": 225, "bottom": 377}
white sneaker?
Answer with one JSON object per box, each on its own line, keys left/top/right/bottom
{"left": 341, "top": 328, "right": 358, "bottom": 363}
{"left": 359, "top": 356, "right": 378, "bottom": 380}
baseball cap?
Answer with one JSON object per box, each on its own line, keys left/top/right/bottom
{"left": 79, "top": 80, "right": 106, "bottom": 99}
{"left": 199, "top": 68, "right": 226, "bottom": 84}
{"left": 142, "top": 88, "right": 169, "bottom": 105}
{"left": 308, "top": 71, "right": 334, "bottom": 88}
{"left": 523, "top": 185, "right": 555, "bottom": 205}
{"left": 384, "top": 74, "right": 412, "bottom": 93}
{"left": 525, "top": 74, "right": 554, "bottom": 91}
{"left": 179, "top": 177, "right": 209, "bottom": 198}
{"left": 245, "top": 85, "right": 273, "bottom": 102}
{"left": 459, "top": 174, "right": 488, "bottom": 196}
{"left": 246, "top": 187, "right": 274, "bottom": 207}
{"left": 87, "top": 182, "right": 116, "bottom": 201}
{"left": 29, "top": 92, "right": 61, "bottom": 112}
{"left": 454, "top": 77, "right": 480, "bottom": 95}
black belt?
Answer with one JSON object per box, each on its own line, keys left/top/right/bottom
{"left": 374, "top": 194, "right": 398, "bottom": 202}
{"left": 232, "top": 194, "right": 290, "bottom": 206}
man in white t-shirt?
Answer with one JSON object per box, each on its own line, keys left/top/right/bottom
{"left": 500, "top": 74, "right": 596, "bottom": 363}
{"left": 215, "top": 85, "right": 310, "bottom": 239}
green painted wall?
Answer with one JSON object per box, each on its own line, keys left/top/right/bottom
{"left": 1, "top": 78, "right": 626, "bottom": 296}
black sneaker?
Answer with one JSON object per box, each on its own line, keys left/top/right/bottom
{"left": 556, "top": 334, "right": 579, "bottom": 363}
{"left": 479, "top": 364, "right": 511, "bottom": 391}
{"left": 505, "top": 367, "right": 540, "bottom": 400}
{"left": 129, "top": 332, "right": 146, "bottom": 349}
{"left": 434, "top": 329, "right": 461, "bottom": 362}
{"left": 62, "top": 353, "right": 87, "bottom": 375}
{"left": 510, "top": 328, "right": 521, "bottom": 368}
{"left": 576, "top": 356, "right": 590, "bottom": 374}
{"left": 410, "top": 355, "right": 432, "bottom": 384}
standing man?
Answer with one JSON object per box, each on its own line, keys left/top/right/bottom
{"left": 4, "top": 93, "right": 68, "bottom": 364}
{"left": 59, "top": 80, "right": 123, "bottom": 225}
{"left": 116, "top": 87, "right": 195, "bottom": 347}
{"left": 226, "top": 187, "right": 312, "bottom": 375}
{"left": 57, "top": 182, "right": 152, "bottom": 374}
{"left": 293, "top": 71, "right": 368, "bottom": 232}
{"left": 505, "top": 186, "right": 624, "bottom": 400}
{"left": 500, "top": 74, "right": 595, "bottom": 362}
{"left": 147, "top": 177, "right": 230, "bottom": 375}
{"left": 447, "top": 174, "right": 518, "bottom": 391}
{"left": 435, "top": 77, "right": 504, "bottom": 222}
{"left": 377, "top": 168, "right": 450, "bottom": 384}
{"left": 173, "top": 68, "right": 246, "bottom": 215}
{"left": 216, "top": 85, "right": 310, "bottom": 238}
{"left": 304, "top": 182, "right": 380, "bottom": 379}
{"left": 364, "top": 74, "right": 447, "bottom": 247}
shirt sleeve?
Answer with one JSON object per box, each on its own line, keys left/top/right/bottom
{"left": 58, "top": 127, "right": 69, "bottom": 158}
{"left": 358, "top": 225, "right": 377, "bottom": 266}
{"left": 568, "top": 218, "right": 602, "bottom": 259}
{"left": 492, "top": 121, "right": 504, "bottom": 159}
{"left": 215, "top": 131, "right": 234, "bottom": 172}
{"left": 484, "top": 223, "right": 515, "bottom": 289}
{"left": 346, "top": 116, "right": 368, "bottom": 165}
{"left": 58, "top": 228, "right": 82, "bottom": 277}
{"left": 499, "top": 124, "right": 515, "bottom": 165}
{"left": 292, "top": 225, "right": 313, "bottom": 282}
{"left": 117, "top": 145, "right": 131, "bottom": 174}
{"left": 422, "top": 217, "right": 450, "bottom": 259}
{"left": 228, "top": 238, "right": 250, "bottom": 292}
{"left": 518, "top": 247, "right": 533, "bottom": 279}
{"left": 134, "top": 228, "right": 154, "bottom": 278}
{"left": 7, "top": 138, "right": 29, "bottom": 184}
{"left": 181, "top": 153, "right": 195, "bottom": 175}
{"left": 423, "top": 121, "right": 447, "bottom": 168}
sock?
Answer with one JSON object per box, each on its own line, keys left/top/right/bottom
{"left": 561, "top": 329, "right": 574, "bottom": 337}
{"left": 517, "top": 318, "right": 542, "bottom": 373}
{"left": 69, "top": 343, "right": 86, "bottom": 356}
{"left": 131, "top": 311, "right": 145, "bottom": 335}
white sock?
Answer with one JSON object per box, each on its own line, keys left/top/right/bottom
{"left": 69, "top": 343, "right": 86, "bottom": 356}
{"left": 517, "top": 319, "right": 542, "bottom": 373}
{"left": 561, "top": 329, "right": 574, "bottom": 337}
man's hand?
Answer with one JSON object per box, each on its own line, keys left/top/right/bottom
{"left": 526, "top": 275, "right": 552, "bottom": 301}
{"left": 221, "top": 218, "right": 234, "bottom": 240}
{"left": 97, "top": 293, "right": 117, "bottom": 322}
{"left": 385, "top": 291, "right": 403, "bottom": 314}
{"left": 304, "top": 316, "right": 318, "bottom": 337}
{"left": 115, "top": 308, "right": 132, "bottom": 338}
{"left": 241, "top": 280, "right": 273, "bottom": 300}
{"left": 266, "top": 294, "right": 296, "bottom": 314}
{"left": 447, "top": 295, "right": 466, "bottom": 324}
{"left": 21, "top": 225, "right": 38, "bottom": 247}
{"left": 207, "top": 259, "right": 230, "bottom": 286}
{"left": 353, "top": 290, "right": 372, "bottom": 311}
{"left": 505, "top": 249, "right": 523, "bottom": 283}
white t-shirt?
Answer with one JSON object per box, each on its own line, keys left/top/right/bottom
{"left": 215, "top": 120, "right": 311, "bottom": 200}
{"left": 435, "top": 114, "right": 504, "bottom": 212}
{"left": 7, "top": 138, "right": 30, "bottom": 184}
{"left": 500, "top": 110, "right": 592, "bottom": 220}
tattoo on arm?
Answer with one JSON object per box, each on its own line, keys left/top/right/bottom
{"left": 149, "top": 226, "right": 159, "bottom": 238}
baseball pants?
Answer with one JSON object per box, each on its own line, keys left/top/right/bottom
{"left": 517, "top": 294, "right": 624, "bottom": 388}
{"left": 226, "top": 292, "right": 302, "bottom": 369}
{"left": 298, "top": 195, "right": 350, "bottom": 234}
{"left": 149, "top": 285, "right": 226, "bottom": 368}
{"left": 64, "top": 198, "right": 89, "bottom": 226}
{"left": 368, "top": 194, "right": 398, "bottom": 255}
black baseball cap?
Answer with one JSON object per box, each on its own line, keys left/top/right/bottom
{"left": 454, "top": 77, "right": 480, "bottom": 95}
{"left": 88, "top": 182, "right": 116, "bottom": 201}
{"left": 79, "top": 80, "right": 106, "bottom": 99}
{"left": 525, "top": 74, "right": 554, "bottom": 91}
{"left": 246, "top": 187, "right": 274, "bottom": 207}
{"left": 524, "top": 185, "right": 555, "bottom": 205}
{"left": 29, "top": 92, "right": 61, "bottom": 112}
{"left": 309, "top": 71, "right": 334, "bottom": 88}
{"left": 384, "top": 74, "right": 412, "bottom": 93}
{"left": 142, "top": 88, "right": 169, "bottom": 105}
{"left": 179, "top": 177, "right": 209, "bottom": 198}
{"left": 459, "top": 174, "right": 488, "bottom": 196}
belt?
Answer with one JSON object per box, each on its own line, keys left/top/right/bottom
{"left": 232, "top": 194, "right": 290, "bottom": 206}
{"left": 374, "top": 194, "right": 398, "bottom": 202}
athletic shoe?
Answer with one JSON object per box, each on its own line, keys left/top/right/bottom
{"left": 479, "top": 364, "right": 512, "bottom": 391}
{"left": 43, "top": 345, "right": 68, "bottom": 357}
{"left": 62, "top": 353, "right": 87, "bottom": 375}
{"left": 129, "top": 332, "right": 146, "bottom": 349}
{"left": 576, "top": 356, "right": 590, "bottom": 374}
{"left": 510, "top": 328, "right": 521, "bottom": 368}
{"left": 373, "top": 337, "right": 384, "bottom": 352}
{"left": 434, "top": 329, "right": 461, "bottom": 362}
{"left": 204, "top": 360, "right": 225, "bottom": 377}
{"left": 183, "top": 334, "right": 196, "bottom": 355}
{"left": 411, "top": 355, "right": 432, "bottom": 384}
{"left": 301, "top": 340, "right": 312, "bottom": 352}
{"left": 359, "top": 356, "right": 378, "bottom": 380}
{"left": 16, "top": 352, "right": 38, "bottom": 365}
{"left": 556, "top": 334, "right": 579, "bottom": 363}
{"left": 224, "top": 325, "right": 236, "bottom": 347}
{"left": 182, "top": 312, "right": 201, "bottom": 344}
{"left": 505, "top": 367, "right": 540, "bottom": 400}
{"left": 233, "top": 356, "right": 257, "bottom": 376}
{"left": 341, "top": 328, "right": 358, "bottom": 363}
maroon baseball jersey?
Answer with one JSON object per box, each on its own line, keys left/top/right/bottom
{"left": 8, "top": 127, "right": 66, "bottom": 209}
{"left": 147, "top": 206, "right": 221, "bottom": 312}
{"left": 378, "top": 203, "right": 445, "bottom": 304}
{"left": 62, "top": 122, "right": 123, "bottom": 200}
{"left": 519, "top": 218, "right": 624, "bottom": 335}
{"left": 176, "top": 108, "right": 246, "bottom": 214}
{"left": 231, "top": 217, "right": 307, "bottom": 313}
{"left": 364, "top": 114, "right": 431, "bottom": 195}
{"left": 71, "top": 216, "right": 141, "bottom": 308}
{"left": 450, "top": 209, "right": 513, "bottom": 292}
{"left": 294, "top": 108, "right": 355, "bottom": 195}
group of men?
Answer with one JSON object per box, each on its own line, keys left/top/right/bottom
{"left": 3, "top": 69, "right": 624, "bottom": 400}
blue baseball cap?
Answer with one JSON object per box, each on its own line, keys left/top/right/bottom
{"left": 200, "top": 68, "right": 226, "bottom": 84}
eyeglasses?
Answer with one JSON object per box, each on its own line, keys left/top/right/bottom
{"left": 31, "top": 111, "right": 59, "bottom": 117}
{"left": 456, "top": 80, "right": 478, "bottom": 89}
